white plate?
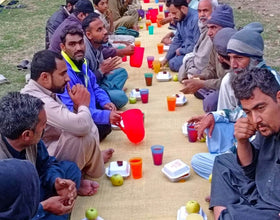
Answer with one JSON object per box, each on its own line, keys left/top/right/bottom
{"left": 156, "top": 71, "right": 172, "bottom": 82}
{"left": 105, "top": 161, "right": 131, "bottom": 178}
{"left": 177, "top": 206, "right": 207, "bottom": 220}
{"left": 182, "top": 123, "right": 188, "bottom": 136}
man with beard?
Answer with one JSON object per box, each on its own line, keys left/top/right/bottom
{"left": 0, "top": 92, "right": 80, "bottom": 220}
{"left": 21, "top": 50, "right": 113, "bottom": 194}
{"left": 49, "top": 0, "right": 94, "bottom": 53}
{"left": 45, "top": 0, "right": 79, "bottom": 49}
{"left": 180, "top": 4, "right": 234, "bottom": 112}
{"left": 58, "top": 26, "right": 122, "bottom": 141}
{"left": 210, "top": 68, "right": 280, "bottom": 220}
{"left": 188, "top": 22, "right": 279, "bottom": 180}
{"left": 82, "top": 13, "right": 130, "bottom": 110}
{"left": 178, "top": 0, "right": 218, "bottom": 82}
{"left": 160, "top": 0, "right": 200, "bottom": 72}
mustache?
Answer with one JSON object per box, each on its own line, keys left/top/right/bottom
{"left": 199, "top": 16, "right": 208, "bottom": 21}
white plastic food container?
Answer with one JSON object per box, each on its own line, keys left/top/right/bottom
{"left": 173, "top": 93, "right": 187, "bottom": 106}
{"left": 105, "top": 161, "right": 130, "bottom": 178}
{"left": 156, "top": 71, "right": 172, "bottom": 82}
{"left": 130, "top": 88, "right": 141, "bottom": 100}
{"left": 162, "top": 159, "right": 191, "bottom": 182}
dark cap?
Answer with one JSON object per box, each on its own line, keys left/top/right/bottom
{"left": 74, "top": 0, "right": 94, "bottom": 14}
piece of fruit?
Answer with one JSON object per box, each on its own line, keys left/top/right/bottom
{"left": 173, "top": 74, "right": 178, "bottom": 81}
{"left": 129, "top": 97, "right": 137, "bottom": 104}
{"left": 186, "top": 213, "right": 203, "bottom": 220}
{"left": 110, "top": 174, "right": 124, "bottom": 186}
{"left": 185, "top": 200, "right": 200, "bottom": 214}
{"left": 209, "top": 173, "right": 212, "bottom": 183}
{"left": 85, "top": 207, "right": 98, "bottom": 220}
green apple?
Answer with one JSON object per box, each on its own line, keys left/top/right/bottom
{"left": 129, "top": 96, "right": 137, "bottom": 104}
{"left": 85, "top": 208, "right": 98, "bottom": 220}
{"left": 110, "top": 174, "right": 124, "bottom": 186}
{"left": 185, "top": 200, "right": 200, "bottom": 214}
{"left": 173, "top": 74, "right": 178, "bottom": 81}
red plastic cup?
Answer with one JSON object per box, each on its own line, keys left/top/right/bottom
{"left": 147, "top": 56, "right": 154, "bottom": 68}
{"left": 140, "top": 89, "right": 149, "bottom": 103}
{"left": 151, "top": 145, "right": 164, "bottom": 165}
{"left": 187, "top": 124, "right": 198, "bottom": 142}
{"left": 164, "top": 10, "right": 169, "bottom": 18}
{"left": 159, "top": 4, "right": 163, "bottom": 12}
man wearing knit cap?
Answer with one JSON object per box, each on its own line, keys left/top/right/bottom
{"left": 188, "top": 22, "right": 279, "bottom": 180}
{"left": 49, "top": 0, "right": 94, "bottom": 53}
{"left": 188, "top": 27, "right": 237, "bottom": 180}
{"left": 160, "top": 0, "right": 200, "bottom": 72}
{"left": 178, "top": 0, "right": 218, "bottom": 82}
{"left": 181, "top": 4, "right": 234, "bottom": 112}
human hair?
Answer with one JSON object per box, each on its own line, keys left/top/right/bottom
{"left": 166, "top": 0, "right": 188, "bottom": 8}
{"left": 82, "top": 12, "right": 101, "bottom": 32}
{"left": 0, "top": 92, "right": 45, "bottom": 140}
{"left": 60, "top": 25, "right": 84, "bottom": 44}
{"left": 232, "top": 68, "right": 280, "bottom": 102}
{"left": 200, "top": 0, "right": 218, "bottom": 10}
{"left": 66, "top": 0, "right": 79, "bottom": 5}
{"left": 31, "top": 50, "right": 63, "bottom": 81}
{"left": 92, "top": 0, "right": 101, "bottom": 6}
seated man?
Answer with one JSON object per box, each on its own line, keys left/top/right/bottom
{"left": 49, "top": 0, "right": 94, "bottom": 53}
{"left": 211, "top": 68, "right": 280, "bottom": 219}
{"left": 189, "top": 22, "right": 277, "bottom": 180}
{"left": 45, "top": 0, "right": 79, "bottom": 49}
{"left": 93, "top": 0, "right": 135, "bottom": 46}
{"left": 82, "top": 13, "right": 131, "bottom": 109}
{"left": 160, "top": 0, "right": 200, "bottom": 72}
{"left": 178, "top": 0, "right": 217, "bottom": 81}
{"left": 0, "top": 92, "right": 82, "bottom": 219}
{"left": 21, "top": 50, "right": 113, "bottom": 180}
{"left": 0, "top": 159, "right": 40, "bottom": 219}
{"left": 59, "top": 26, "right": 122, "bottom": 141}
{"left": 180, "top": 4, "right": 235, "bottom": 112}
{"left": 108, "top": 0, "right": 139, "bottom": 30}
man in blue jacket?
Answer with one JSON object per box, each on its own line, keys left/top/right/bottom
{"left": 161, "top": 0, "right": 200, "bottom": 72}
{"left": 59, "top": 26, "right": 122, "bottom": 141}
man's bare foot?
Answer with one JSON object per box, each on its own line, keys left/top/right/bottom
{"left": 122, "top": 87, "right": 128, "bottom": 92}
{"left": 78, "top": 179, "right": 99, "bottom": 196}
{"left": 132, "top": 24, "right": 139, "bottom": 31}
{"left": 205, "top": 195, "right": 211, "bottom": 203}
{"left": 102, "top": 148, "right": 114, "bottom": 163}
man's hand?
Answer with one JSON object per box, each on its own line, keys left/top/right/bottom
{"left": 110, "top": 111, "right": 122, "bottom": 124}
{"left": 190, "top": 114, "right": 215, "bottom": 139}
{"left": 180, "top": 79, "right": 205, "bottom": 94}
{"left": 117, "top": 45, "right": 135, "bottom": 57}
{"left": 234, "top": 117, "right": 256, "bottom": 144}
{"left": 234, "top": 117, "right": 256, "bottom": 166}
{"left": 103, "top": 102, "right": 117, "bottom": 111}
{"left": 55, "top": 178, "right": 77, "bottom": 201}
{"left": 176, "top": 48, "right": 181, "bottom": 56}
{"left": 67, "top": 83, "right": 90, "bottom": 111}
{"left": 160, "top": 58, "right": 168, "bottom": 67}
{"left": 100, "top": 56, "right": 122, "bottom": 74}
{"left": 41, "top": 196, "right": 75, "bottom": 215}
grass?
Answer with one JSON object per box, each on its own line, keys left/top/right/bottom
{"left": 0, "top": 0, "right": 279, "bottom": 98}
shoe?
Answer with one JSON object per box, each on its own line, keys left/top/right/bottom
{"left": 17, "top": 59, "right": 29, "bottom": 70}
